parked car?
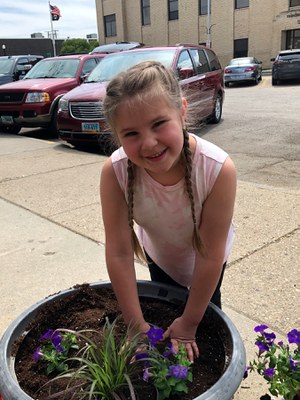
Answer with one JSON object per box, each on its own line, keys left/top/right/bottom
{"left": 90, "top": 41, "right": 145, "bottom": 54}
{"left": 224, "top": 57, "right": 262, "bottom": 87}
{"left": 271, "top": 49, "right": 300, "bottom": 85}
{"left": 58, "top": 44, "right": 224, "bottom": 149}
{"left": 0, "top": 55, "right": 44, "bottom": 85}
{"left": 0, "top": 53, "right": 107, "bottom": 134}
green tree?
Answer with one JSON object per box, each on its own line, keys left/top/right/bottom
{"left": 59, "top": 38, "right": 99, "bottom": 55}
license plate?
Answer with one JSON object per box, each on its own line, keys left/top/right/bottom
{"left": 82, "top": 122, "right": 100, "bottom": 133}
{"left": 1, "top": 115, "right": 14, "bottom": 124}
{"left": 231, "top": 75, "right": 246, "bottom": 80}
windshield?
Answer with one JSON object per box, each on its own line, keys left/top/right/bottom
{"left": 24, "top": 59, "right": 80, "bottom": 79}
{"left": 86, "top": 49, "right": 176, "bottom": 83}
{"left": 0, "top": 59, "right": 14, "bottom": 74}
{"left": 230, "top": 58, "right": 253, "bottom": 65}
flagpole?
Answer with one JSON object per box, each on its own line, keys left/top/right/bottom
{"left": 49, "top": 1, "right": 56, "bottom": 56}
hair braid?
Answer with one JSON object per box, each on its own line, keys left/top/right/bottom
{"left": 127, "top": 159, "right": 146, "bottom": 262}
{"left": 182, "top": 129, "right": 204, "bottom": 254}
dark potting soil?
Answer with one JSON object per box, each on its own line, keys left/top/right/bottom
{"left": 13, "top": 284, "right": 232, "bottom": 399}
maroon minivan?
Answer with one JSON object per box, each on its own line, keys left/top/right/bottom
{"left": 57, "top": 45, "right": 224, "bottom": 149}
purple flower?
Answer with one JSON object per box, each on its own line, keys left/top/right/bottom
{"left": 169, "top": 364, "right": 188, "bottom": 379}
{"left": 278, "top": 340, "right": 284, "bottom": 348}
{"left": 254, "top": 325, "right": 269, "bottom": 333}
{"left": 287, "top": 329, "right": 300, "bottom": 346}
{"left": 135, "top": 352, "right": 150, "bottom": 366}
{"left": 264, "top": 331, "right": 276, "bottom": 345}
{"left": 263, "top": 367, "right": 275, "bottom": 379}
{"left": 143, "top": 368, "right": 150, "bottom": 382}
{"left": 163, "top": 342, "right": 175, "bottom": 358}
{"left": 243, "top": 366, "right": 249, "bottom": 380}
{"left": 40, "top": 329, "right": 54, "bottom": 341}
{"left": 33, "top": 346, "right": 44, "bottom": 362}
{"left": 51, "top": 331, "right": 63, "bottom": 352}
{"left": 289, "top": 356, "right": 299, "bottom": 371}
{"left": 146, "top": 326, "right": 164, "bottom": 346}
{"left": 256, "top": 341, "right": 269, "bottom": 355}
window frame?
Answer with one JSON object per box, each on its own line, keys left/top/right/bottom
{"left": 235, "top": 0, "right": 249, "bottom": 9}
{"left": 290, "top": 0, "right": 300, "bottom": 7}
{"left": 233, "top": 38, "right": 248, "bottom": 58}
{"left": 199, "top": 0, "right": 211, "bottom": 15}
{"left": 168, "top": 0, "right": 178, "bottom": 21}
{"left": 104, "top": 14, "right": 116, "bottom": 38}
{"left": 141, "top": 0, "right": 150, "bottom": 25}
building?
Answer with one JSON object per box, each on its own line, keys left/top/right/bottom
{"left": 0, "top": 38, "right": 64, "bottom": 58}
{"left": 95, "top": 0, "right": 300, "bottom": 68}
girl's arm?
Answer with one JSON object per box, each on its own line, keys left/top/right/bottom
{"left": 100, "top": 158, "right": 149, "bottom": 334}
{"left": 165, "top": 156, "right": 237, "bottom": 361}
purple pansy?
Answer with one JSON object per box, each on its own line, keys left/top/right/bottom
{"left": 256, "top": 341, "right": 269, "bottom": 355}
{"left": 163, "top": 342, "right": 175, "bottom": 358}
{"left": 169, "top": 364, "right": 188, "bottom": 379}
{"left": 254, "top": 325, "right": 269, "bottom": 333}
{"left": 264, "top": 331, "right": 276, "bottom": 346}
{"left": 39, "top": 329, "right": 54, "bottom": 341}
{"left": 51, "top": 331, "right": 63, "bottom": 352}
{"left": 33, "top": 346, "right": 44, "bottom": 362}
{"left": 146, "top": 326, "right": 164, "bottom": 346}
{"left": 143, "top": 368, "right": 150, "bottom": 382}
{"left": 135, "top": 352, "right": 150, "bottom": 366}
{"left": 263, "top": 367, "right": 275, "bottom": 379}
{"left": 287, "top": 329, "right": 300, "bottom": 346}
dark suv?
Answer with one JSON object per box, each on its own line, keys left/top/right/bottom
{"left": 0, "top": 53, "right": 106, "bottom": 134}
{"left": 271, "top": 49, "right": 300, "bottom": 85}
{"left": 0, "top": 55, "right": 44, "bottom": 86}
{"left": 57, "top": 44, "right": 224, "bottom": 148}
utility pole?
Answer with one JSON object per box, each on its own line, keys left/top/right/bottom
{"left": 206, "top": 0, "right": 211, "bottom": 48}
{"left": 48, "top": 1, "right": 56, "bottom": 56}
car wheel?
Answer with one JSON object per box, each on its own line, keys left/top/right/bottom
{"left": 225, "top": 82, "right": 230, "bottom": 88}
{"left": 0, "top": 125, "right": 21, "bottom": 134}
{"left": 209, "top": 94, "right": 222, "bottom": 124}
{"left": 254, "top": 75, "right": 259, "bottom": 85}
{"left": 272, "top": 77, "right": 278, "bottom": 86}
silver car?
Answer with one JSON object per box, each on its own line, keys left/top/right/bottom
{"left": 224, "top": 57, "right": 262, "bottom": 87}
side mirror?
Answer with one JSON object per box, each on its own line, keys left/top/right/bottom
{"left": 178, "top": 67, "right": 194, "bottom": 80}
{"left": 270, "top": 58, "right": 275, "bottom": 62}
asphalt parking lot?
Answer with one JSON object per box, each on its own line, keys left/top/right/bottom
{"left": 0, "top": 75, "right": 299, "bottom": 399}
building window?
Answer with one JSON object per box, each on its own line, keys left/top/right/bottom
{"left": 234, "top": 38, "right": 248, "bottom": 58}
{"left": 235, "top": 0, "right": 249, "bottom": 9}
{"left": 104, "top": 14, "right": 116, "bottom": 37}
{"left": 168, "top": 0, "right": 178, "bottom": 21}
{"left": 199, "top": 0, "right": 211, "bottom": 15}
{"left": 286, "top": 29, "right": 300, "bottom": 49}
{"left": 290, "top": 0, "right": 300, "bottom": 6}
{"left": 141, "top": 0, "right": 150, "bottom": 25}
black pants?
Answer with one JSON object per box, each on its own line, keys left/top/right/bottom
{"left": 145, "top": 252, "right": 226, "bottom": 309}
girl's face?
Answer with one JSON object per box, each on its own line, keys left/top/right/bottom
{"left": 114, "top": 95, "right": 187, "bottom": 182}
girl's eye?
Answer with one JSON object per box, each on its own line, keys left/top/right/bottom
{"left": 124, "top": 131, "right": 137, "bottom": 138}
{"left": 153, "top": 120, "right": 166, "bottom": 128}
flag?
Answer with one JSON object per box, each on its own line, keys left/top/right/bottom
{"left": 50, "top": 4, "right": 61, "bottom": 21}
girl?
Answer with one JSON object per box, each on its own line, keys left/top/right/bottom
{"left": 100, "top": 61, "right": 236, "bottom": 362}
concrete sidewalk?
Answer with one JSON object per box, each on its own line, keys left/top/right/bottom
{"left": 0, "top": 134, "right": 299, "bottom": 399}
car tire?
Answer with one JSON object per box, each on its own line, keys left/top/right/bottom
{"left": 272, "top": 77, "right": 278, "bottom": 86}
{"left": 0, "top": 125, "right": 21, "bottom": 134}
{"left": 209, "top": 94, "right": 222, "bottom": 124}
{"left": 225, "top": 82, "right": 230, "bottom": 88}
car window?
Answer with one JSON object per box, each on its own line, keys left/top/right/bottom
{"left": 24, "top": 59, "right": 80, "bottom": 79}
{"left": 81, "top": 58, "right": 98, "bottom": 75}
{"left": 190, "top": 49, "right": 210, "bottom": 74}
{"left": 0, "top": 58, "right": 14, "bottom": 74}
{"left": 86, "top": 50, "right": 176, "bottom": 83}
{"left": 177, "top": 50, "right": 195, "bottom": 75}
{"left": 16, "top": 58, "right": 30, "bottom": 71}
{"left": 205, "top": 49, "right": 221, "bottom": 71}
{"left": 279, "top": 52, "right": 300, "bottom": 61}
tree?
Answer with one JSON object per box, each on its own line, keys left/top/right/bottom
{"left": 59, "top": 39, "right": 99, "bottom": 55}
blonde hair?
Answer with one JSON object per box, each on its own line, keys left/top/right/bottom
{"left": 103, "top": 61, "right": 203, "bottom": 260}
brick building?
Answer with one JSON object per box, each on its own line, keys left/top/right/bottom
{"left": 95, "top": 0, "right": 300, "bottom": 68}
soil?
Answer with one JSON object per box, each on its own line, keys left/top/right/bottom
{"left": 13, "top": 283, "right": 232, "bottom": 399}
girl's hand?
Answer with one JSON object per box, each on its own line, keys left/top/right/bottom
{"left": 163, "top": 317, "right": 199, "bottom": 363}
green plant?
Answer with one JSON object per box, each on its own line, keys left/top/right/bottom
{"left": 33, "top": 329, "right": 78, "bottom": 375}
{"left": 247, "top": 325, "right": 300, "bottom": 400}
{"left": 42, "top": 319, "right": 142, "bottom": 399}
{"left": 136, "top": 326, "right": 193, "bottom": 400}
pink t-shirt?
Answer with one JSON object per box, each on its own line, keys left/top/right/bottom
{"left": 111, "top": 134, "right": 234, "bottom": 286}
